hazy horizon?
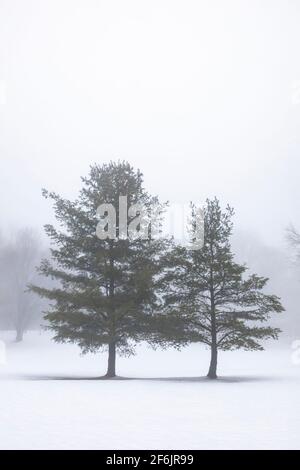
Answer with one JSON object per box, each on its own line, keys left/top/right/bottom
{"left": 1, "top": 0, "right": 300, "bottom": 247}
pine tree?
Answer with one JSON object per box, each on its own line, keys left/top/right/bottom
{"left": 163, "top": 198, "right": 285, "bottom": 379}
{"left": 31, "top": 161, "right": 166, "bottom": 378}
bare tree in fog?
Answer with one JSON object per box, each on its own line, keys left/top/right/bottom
{"left": 287, "top": 225, "right": 300, "bottom": 263}
{"left": 233, "top": 230, "right": 300, "bottom": 340}
{"left": 0, "top": 229, "right": 45, "bottom": 341}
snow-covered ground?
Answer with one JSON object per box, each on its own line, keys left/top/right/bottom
{"left": 0, "top": 331, "right": 299, "bottom": 450}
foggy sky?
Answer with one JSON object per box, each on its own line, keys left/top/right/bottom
{"left": 0, "top": 0, "right": 300, "bottom": 246}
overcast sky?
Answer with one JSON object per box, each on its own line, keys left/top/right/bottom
{"left": 0, "top": 0, "right": 300, "bottom": 246}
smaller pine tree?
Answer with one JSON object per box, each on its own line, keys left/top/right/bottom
{"left": 163, "top": 198, "right": 285, "bottom": 379}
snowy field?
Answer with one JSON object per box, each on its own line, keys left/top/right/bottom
{"left": 0, "top": 331, "right": 299, "bottom": 450}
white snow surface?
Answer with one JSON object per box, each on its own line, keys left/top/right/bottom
{"left": 0, "top": 331, "right": 299, "bottom": 450}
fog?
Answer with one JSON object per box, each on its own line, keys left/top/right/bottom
{"left": 0, "top": 0, "right": 299, "bottom": 247}
{"left": 2, "top": 1, "right": 300, "bottom": 334}
{"left": 0, "top": 1, "right": 300, "bottom": 338}
{"left": 1, "top": 2, "right": 300, "bottom": 452}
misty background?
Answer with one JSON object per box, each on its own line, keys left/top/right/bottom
{"left": 0, "top": 0, "right": 299, "bottom": 339}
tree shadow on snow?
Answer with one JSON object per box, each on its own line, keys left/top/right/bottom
{"left": 1, "top": 373, "right": 283, "bottom": 383}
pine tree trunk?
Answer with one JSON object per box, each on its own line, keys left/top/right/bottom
{"left": 207, "top": 344, "right": 218, "bottom": 379}
{"left": 105, "top": 341, "right": 116, "bottom": 378}
{"left": 208, "top": 243, "right": 218, "bottom": 379}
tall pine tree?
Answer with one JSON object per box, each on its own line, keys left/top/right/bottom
{"left": 163, "top": 198, "right": 285, "bottom": 379}
{"left": 31, "top": 161, "right": 167, "bottom": 377}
